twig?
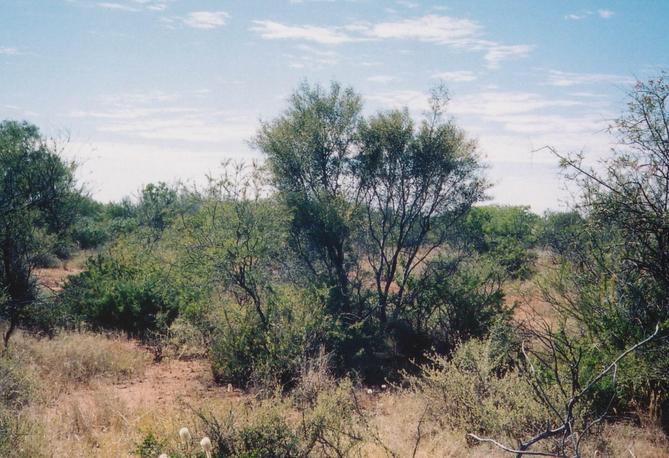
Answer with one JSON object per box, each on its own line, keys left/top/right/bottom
{"left": 466, "top": 434, "right": 562, "bottom": 457}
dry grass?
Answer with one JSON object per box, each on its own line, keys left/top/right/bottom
{"left": 363, "top": 390, "right": 669, "bottom": 458}
{"left": 1, "top": 330, "right": 666, "bottom": 457}
{"left": 13, "top": 331, "right": 149, "bottom": 391}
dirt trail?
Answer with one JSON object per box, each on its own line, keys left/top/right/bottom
{"left": 112, "top": 357, "right": 236, "bottom": 410}
{"left": 35, "top": 265, "right": 83, "bottom": 291}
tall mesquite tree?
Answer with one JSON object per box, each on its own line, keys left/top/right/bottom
{"left": 356, "top": 97, "right": 486, "bottom": 323}
{"left": 0, "top": 121, "right": 79, "bottom": 348}
{"left": 254, "top": 83, "right": 364, "bottom": 318}
{"left": 255, "top": 83, "right": 487, "bottom": 329}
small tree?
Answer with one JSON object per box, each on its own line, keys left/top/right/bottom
{"left": 254, "top": 82, "right": 364, "bottom": 318}
{"left": 536, "top": 73, "right": 669, "bottom": 429}
{"left": 356, "top": 93, "right": 487, "bottom": 323}
{"left": 0, "top": 120, "right": 79, "bottom": 348}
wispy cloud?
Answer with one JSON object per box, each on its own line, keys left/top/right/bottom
{"left": 251, "top": 14, "right": 533, "bottom": 68}
{"left": 565, "top": 9, "right": 615, "bottom": 20}
{"left": 96, "top": 2, "right": 139, "bottom": 12}
{"left": 449, "top": 91, "right": 582, "bottom": 117}
{"left": 365, "top": 16, "right": 533, "bottom": 68}
{"left": 93, "top": 1, "right": 171, "bottom": 13}
{"left": 364, "top": 15, "right": 481, "bottom": 45}
{"left": 183, "top": 11, "right": 229, "bottom": 29}
{"left": 482, "top": 43, "right": 533, "bottom": 69}
{"left": 545, "top": 70, "right": 632, "bottom": 87}
{"left": 366, "top": 90, "right": 432, "bottom": 113}
{"left": 250, "top": 20, "right": 356, "bottom": 44}
{"left": 284, "top": 44, "right": 340, "bottom": 69}
{"left": 396, "top": 1, "right": 419, "bottom": 9}
{"left": 70, "top": 90, "right": 254, "bottom": 143}
{"left": 431, "top": 70, "right": 477, "bottom": 82}
{"left": 289, "top": 0, "right": 336, "bottom": 3}
{"left": 366, "top": 75, "right": 400, "bottom": 84}
{"left": 0, "top": 47, "right": 20, "bottom": 55}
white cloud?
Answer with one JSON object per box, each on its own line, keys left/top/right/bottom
{"left": 94, "top": 1, "right": 170, "bottom": 12}
{"left": 565, "top": 10, "right": 614, "bottom": 21}
{"left": 96, "top": 2, "right": 139, "bottom": 12}
{"left": 365, "top": 90, "right": 431, "bottom": 113}
{"left": 0, "top": 47, "right": 20, "bottom": 55}
{"left": 545, "top": 70, "right": 632, "bottom": 87}
{"left": 482, "top": 43, "right": 534, "bottom": 69}
{"left": 63, "top": 141, "right": 255, "bottom": 202}
{"left": 250, "top": 20, "right": 356, "bottom": 45}
{"left": 284, "top": 44, "right": 340, "bottom": 69}
{"left": 289, "top": 0, "right": 336, "bottom": 3}
{"left": 396, "top": 1, "right": 419, "bottom": 8}
{"left": 367, "top": 75, "right": 400, "bottom": 83}
{"left": 97, "top": 116, "right": 255, "bottom": 143}
{"left": 449, "top": 91, "right": 582, "bottom": 117}
{"left": 146, "top": 4, "right": 167, "bottom": 11}
{"left": 70, "top": 89, "right": 254, "bottom": 144}
{"left": 183, "top": 11, "right": 229, "bottom": 29}
{"left": 365, "top": 15, "right": 481, "bottom": 45}
{"left": 68, "top": 107, "right": 196, "bottom": 120}
{"left": 431, "top": 70, "right": 477, "bottom": 82}
{"left": 250, "top": 15, "right": 532, "bottom": 68}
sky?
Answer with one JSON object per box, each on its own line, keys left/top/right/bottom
{"left": 1, "top": 1, "right": 667, "bottom": 212}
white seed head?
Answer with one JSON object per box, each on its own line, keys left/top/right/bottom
{"left": 178, "top": 426, "right": 192, "bottom": 444}
{"left": 381, "top": 384, "right": 387, "bottom": 390}
{"left": 158, "top": 454, "right": 169, "bottom": 458}
{"left": 366, "top": 388, "right": 373, "bottom": 394}
{"left": 201, "top": 436, "right": 213, "bottom": 456}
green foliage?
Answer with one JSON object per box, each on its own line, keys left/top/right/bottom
{"left": 0, "top": 120, "right": 81, "bottom": 347}
{"left": 542, "top": 74, "right": 669, "bottom": 425}
{"left": 408, "top": 337, "right": 553, "bottom": 443}
{"left": 209, "top": 287, "right": 336, "bottom": 391}
{"left": 406, "top": 255, "right": 507, "bottom": 354}
{"left": 185, "top": 376, "right": 363, "bottom": 458}
{"left": 537, "top": 210, "right": 585, "bottom": 256}
{"left": 253, "top": 82, "right": 491, "bottom": 382}
{"left": 60, "top": 237, "right": 182, "bottom": 338}
{"left": 135, "top": 432, "right": 165, "bottom": 458}
{"left": 454, "top": 205, "right": 540, "bottom": 279}
{"left": 254, "top": 82, "right": 363, "bottom": 317}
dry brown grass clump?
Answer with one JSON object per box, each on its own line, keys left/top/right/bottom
{"left": 14, "top": 331, "right": 149, "bottom": 389}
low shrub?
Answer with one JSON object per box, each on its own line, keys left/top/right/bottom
{"left": 59, "top": 243, "right": 181, "bottom": 339}
{"left": 144, "top": 365, "right": 363, "bottom": 458}
{"left": 408, "top": 337, "right": 551, "bottom": 443}
{"left": 209, "top": 287, "right": 335, "bottom": 392}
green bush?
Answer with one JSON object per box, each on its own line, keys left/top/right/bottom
{"left": 183, "top": 376, "right": 363, "bottom": 458}
{"left": 72, "top": 217, "right": 110, "bottom": 249}
{"left": 408, "top": 255, "right": 508, "bottom": 354}
{"left": 209, "top": 287, "right": 335, "bottom": 391}
{"left": 451, "top": 205, "right": 540, "bottom": 279}
{"left": 135, "top": 432, "right": 165, "bottom": 458}
{"left": 59, "top": 238, "right": 181, "bottom": 338}
{"left": 408, "top": 337, "right": 552, "bottom": 442}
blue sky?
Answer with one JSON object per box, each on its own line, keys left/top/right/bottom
{"left": 1, "top": 0, "right": 667, "bottom": 212}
